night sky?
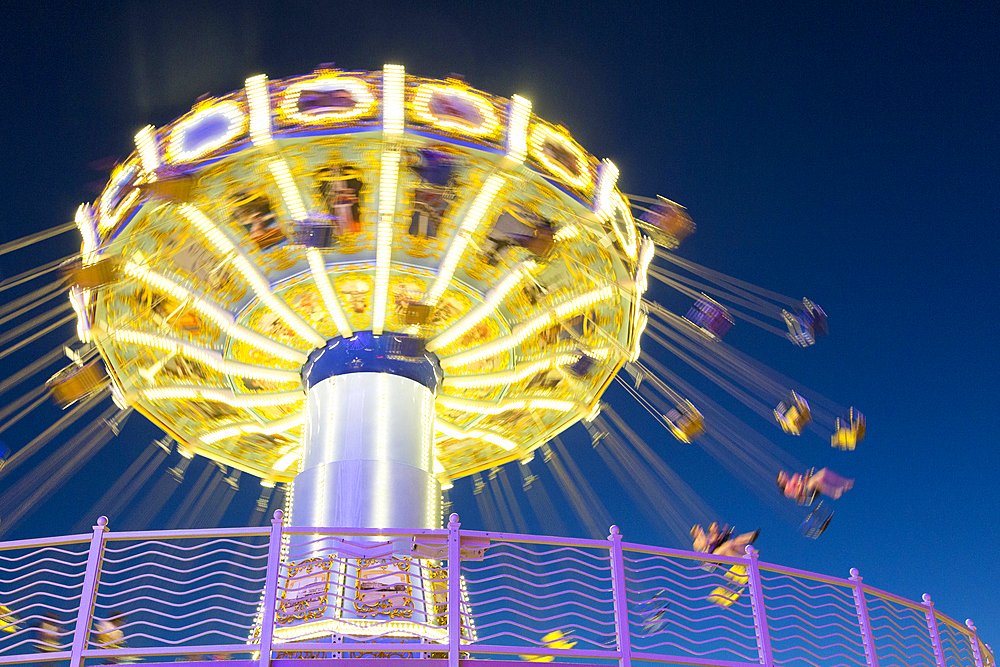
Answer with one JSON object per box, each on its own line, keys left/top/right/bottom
{"left": 1, "top": 0, "right": 998, "bottom": 643}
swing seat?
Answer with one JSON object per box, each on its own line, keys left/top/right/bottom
{"left": 800, "top": 502, "right": 834, "bottom": 539}
{"left": 665, "top": 402, "right": 705, "bottom": 443}
{"left": 685, "top": 296, "right": 734, "bottom": 340}
{"left": 639, "top": 201, "right": 695, "bottom": 249}
{"left": 774, "top": 392, "right": 812, "bottom": 435}
{"left": 60, "top": 257, "right": 121, "bottom": 289}
{"left": 832, "top": 408, "right": 866, "bottom": 450}
{"left": 47, "top": 360, "right": 108, "bottom": 408}
{"left": 708, "top": 586, "right": 742, "bottom": 607}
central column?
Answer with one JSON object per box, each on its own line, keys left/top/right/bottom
{"left": 291, "top": 332, "right": 442, "bottom": 531}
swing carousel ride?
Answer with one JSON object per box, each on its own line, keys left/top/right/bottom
{"left": 0, "top": 64, "right": 868, "bottom": 543}
{"left": 0, "top": 63, "right": 995, "bottom": 667}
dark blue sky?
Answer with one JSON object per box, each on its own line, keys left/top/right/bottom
{"left": 1, "top": 0, "right": 997, "bottom": 643}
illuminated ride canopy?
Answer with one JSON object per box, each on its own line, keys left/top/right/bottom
{"left": 73, "top": 65, "right": 652, "bottom": 530}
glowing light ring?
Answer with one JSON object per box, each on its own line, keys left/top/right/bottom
{"left": 167, "top": 100, "right": 247, "bottom": 163}
{"left": 137, "top": 386, "right": 304, "bottom": 407}
{"left": 98, "top": 161, "right": 141, "bottom": 232}
{"left": 412, "top": 83, "right": 502, "bottom": 139}
{"left": 529, "top": 124, "right": 593, "bottom": 190}
{"left": 279, "top": 75, "right": 376, "bottom": 125}
{"left": 611, "top": 192, "right": 639, "bottom": 259}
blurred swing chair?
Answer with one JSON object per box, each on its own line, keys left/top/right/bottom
{"left": 46, "top": 359, "right": 109, "bottom": 408}
{"left": 831, "top": 407, "right": 866, "bottom": 451}
{"left": 0, "top": 441, "right": 9, "bottom": 472}
{"left": 637, "top": 589, "right": 671, "bottom": 633}
{"left": 707, "top": 564, "right": 749, "bottom": 608}
{"left": 520, "top": 630, "right": 577, "bottom": 662}
{"left": 637, "top": 198, "right": 696, "bottom": 250}
{"left": 684, "top": 295, "right": 734, "bottom": 340}
{"left": 665, "top": 401, "right": 705, "bottom": 443}
{"left": 58, "top": 256, "right": 121, "bottom": 290}
{"left": 799, "top": 501, "right": 834, "bottom": 539}
{"left": 781, "top": 297, "right": 828, "bottom": 347}
{"left": 774, "top": 391, "right": 812, "bottom": 436}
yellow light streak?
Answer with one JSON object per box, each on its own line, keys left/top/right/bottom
{"left": 611, "top": 192, "right": 639, "bottom": 259}
{"left": 273, "top": 449, "right": 301, "bottom": 472}
{"left": 137, "top": 386, "right": 305, "bottom": 407}
{"left": 266, "top": 158, "right": 308, "bottom": 220}
{"left": 123, "top": 261, "right": 307, "bottom": 363}
{"left": 428, "top": 260, "right": 535, "bottom": 351}
{"left": 437, "top": 395, "right": 579, "bottom": 415}
{"left": 425, "top": 174, "right": 506, "bottom": 307}
{"left": 245, "top": 74, "right": 273, "bottom": 146}
{"left": 111, "top": 328, "right": 301, "bottom": 384}
{"left": 382, "top": 64, "right": 405, "bottom": 135}
{"left": 279, "top": 75, "right": 376, "bottom": 124}
{"left": 177, "top": 203, "right": 325, "bottom": 346}
{"left": 134, "top": 125, "right": 160, "bottom": 177}
{"left": 372, "top": 151, "right": 400, "bottom": 334}
{"left": 506, "top": 95, "right": 532, "bottom": 163}
{"left": 198, "top": 412, "right": 306, "bottom": 445}
{"left": 98, "top": 162, "right": 141, "bottom": 232}
{"left": 435, "top": 419, "right": 517, "bottom": 451}
{"left": 306, "top": 248, "right": 353, "bottom": 339}
{"left": 412, "top": 83, "right": 501, "bottom": 137}
{"left": 528, "top": 124, "right": 592, "bottom": 189}
{"left": 595, "top": 159, "right": 619, "bottom": 219}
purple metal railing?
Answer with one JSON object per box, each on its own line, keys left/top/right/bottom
{"left": 0, "top": 512, "right": 992, "bottom": 667}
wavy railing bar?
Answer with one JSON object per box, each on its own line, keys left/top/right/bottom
{"left": 102, "top": 526, "right": 271, "bottom": 541}
{"left": 0, "top": 535, "right": 90, "bottom": 551}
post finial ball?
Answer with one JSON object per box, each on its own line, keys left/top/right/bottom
{"left": 96, "top": 516, "right": 108, "bottom": 528}
{"left": 272, "top": 510, "right": 284, "bottom": 521}
{"left": 922, "top": 593, "right": 932, "bottom": 604}
{"left": 448, "top": 513, "right": 460, "bottom": 528}
{"left": 850, "top": 567, "right": 859, "bottom": 578}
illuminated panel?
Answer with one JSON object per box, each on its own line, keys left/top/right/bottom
{"left": 382, "top": 64, "right": 405, "bottom": 135}
{"left": 177, "top": 203, "right": 325, "bottom": 346}
{"left": 425, "top": 173, "right": 506, "bottom": 306}
{"left": 554, "top": 225, "right": 580, "bottom": 242}
{"left": 69, "top": 287, "right": 91, "bottom": 344}
{"left": 134, "top": 125, "right": 161, "bottom": 177}
{"left": 245, "top": 74, "right": 273, "bottom": 146}
{"left": 372, "top": 151, "right": 401, "bottom": 335}
{"left": 427, "top": 260, "right": 535, "bottom": 351}
{"left": 611, "top": 192, "right": 638, "bottom": 259}
{"left": 279, "top": 75, "right": 376, "bottom": 124}
{"left": 138, "top": 386, "right": 305, "bottom": 407}
{"left": 440, "top": 286, "right": 615, "bottom": 369}
{"left": 98, "top": 162, "right": 140, "bottom": 232}
{"left": 267, "top": 158, "right": 307, "bottom": 220}
{"left": 435, "top": 419, "right": 516, "bottom": 451}
{"left": 529, "top": 124, "right": 592, "bottom": 189}
{"left": 111, "top": 329, "right": 301, "bottom": 384}
{"left": 123, "top": 261, "right": 307, "bottom": 363}
{"left": 306, "top": 249, "right": 353, "bottom": 339}
{"left": 167, "top": 101, "right": 246, "bottom": 163}
{"left": 273, "top": 449, "right": 301, "bottom": 472}
{"left": 594, "top": 159, "right": 619, "bottom": 219}
{"left": 505, "top": 95, "right": 532, "bottom": 163}
{"left": 412, "top": 83, "right": 501, "bottom": 137}
{"left": 198, "top": 412, "right": 306, "bottom": 445}
{"left": 440, "top": 349, "right": 610, "bottom": 389}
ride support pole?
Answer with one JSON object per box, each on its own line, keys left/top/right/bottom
{"left": 966, "top": 620, "right": 986, "bottom": 667}
{"left": 849, "top": 568, "right": 881, "bottom": 667}
{"left": 922, "top": 594, "right": 948, "bottom": 667}
{"left": 69, "top": 516, "right": 108, "bottom": 667}
{"left": 608, "top": 525, "right": 632, "bottom": 667}
{"left": 257, "top": 510, "right": 284, "bottom": 667}
{"left": 745, "top": 545, "right": 775, "bottom": 667}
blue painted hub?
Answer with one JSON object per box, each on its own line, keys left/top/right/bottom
{"left": 301, "top": 332, "right": 442, "bottom": 392}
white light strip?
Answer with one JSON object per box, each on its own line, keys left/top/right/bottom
{"left": 69, "top": 286, "right": 91, "bottom": 344}
{"left": 375, "top": 374, "right": 389, "bottom": 527}
{"left": 273, "top": 449, "right": 301, "bottom": 472}
{"left": 594, "top": 159, "right": 619, "bottom": 219}
{"left": 435, "top": 419, "right": 516, "bottom": 451}
{"left": 440, "top": 348, "right": 611, "bottom": 389}
{"left": 630, "top": 310, "right": 648, "bottom": 363}
{"left": 75, "top": 204, "right": 99, "bottom": 264}
{"left": 372, "top": 151, "right": 401, "bottom": 335}
{"left": 99, "top": 162, "right": 140, "bottom": 231}
{"left": 554, "top": 225, "right": 580, "bottom": 242}
{"left": 425, "top": 173, "right": 506, "bottom": 307}
{"left": 437, "top": 395, "right": 579, "bottom": 415}
{"left": 267, "top": 158, "right": 307, "bottom": 221}
{"left": 306, "top": 248, "right": 353, "bottom": 339}
{"left": 423, "top": 389, "right": 434, "bottom": 472}
{"left": 506, "top": 95, "right": 532, "bottom": 163}
{"left": 382, "top": 64, "right": 406, "bottom": 135}
{"left": 123, "top": 262, "right": 307, "bottom": 363}
{"left": 178, "top": 203, "right": 325, "bottom": 346}
{"left": 275, "top": 618, "right": 446, "bottom": 642}
{"left": 635, "top": 237, "right": 655, "bottom": 295}
{"left": 245, "top": 74, "right": 273, "bottom": 146}
{"left": 137, "top": 386, "right": 305, "bottom": 407}
{"left": 111, "top": 329, "right": 301, "bottom": 383}
{"left": 198, "top": 412, "right": 306, "bottom": 445}
{"left": 134, "top": 125, "right": 160, "bottom": 177}
{"left": 325, "top": 377, "right": 337, "bottom": 464}
{"left": 611, "top": 192, "right": 639, "bottom": 259}
{"left": 427, "top": 260, "right": 535, "bottom": 351}
{"left": 440, "top": 286, "right": 615, "bottom": 369}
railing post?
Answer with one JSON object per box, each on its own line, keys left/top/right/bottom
{"left": 849, "top": 568, "right": 881, "bottom": 667}
{"left": 744, "top": 545, "right": 775, "bottom": 667}
{"left": 966, "top": 620, "right": 986, "bottom": 667}
{"left": 258, "top": 510, "right": 284, "bottom": 667}
{"left": 922, "top": 594, "right": 947, "bottom": 667}
{"left": 69, "top": 516, "right": 108, "bottom": 667}
{"left": 608, "top": 525, "right": 632, "bottom": 667}
{"left": 447, "top": 513, "right": 462, "bottom": 667}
